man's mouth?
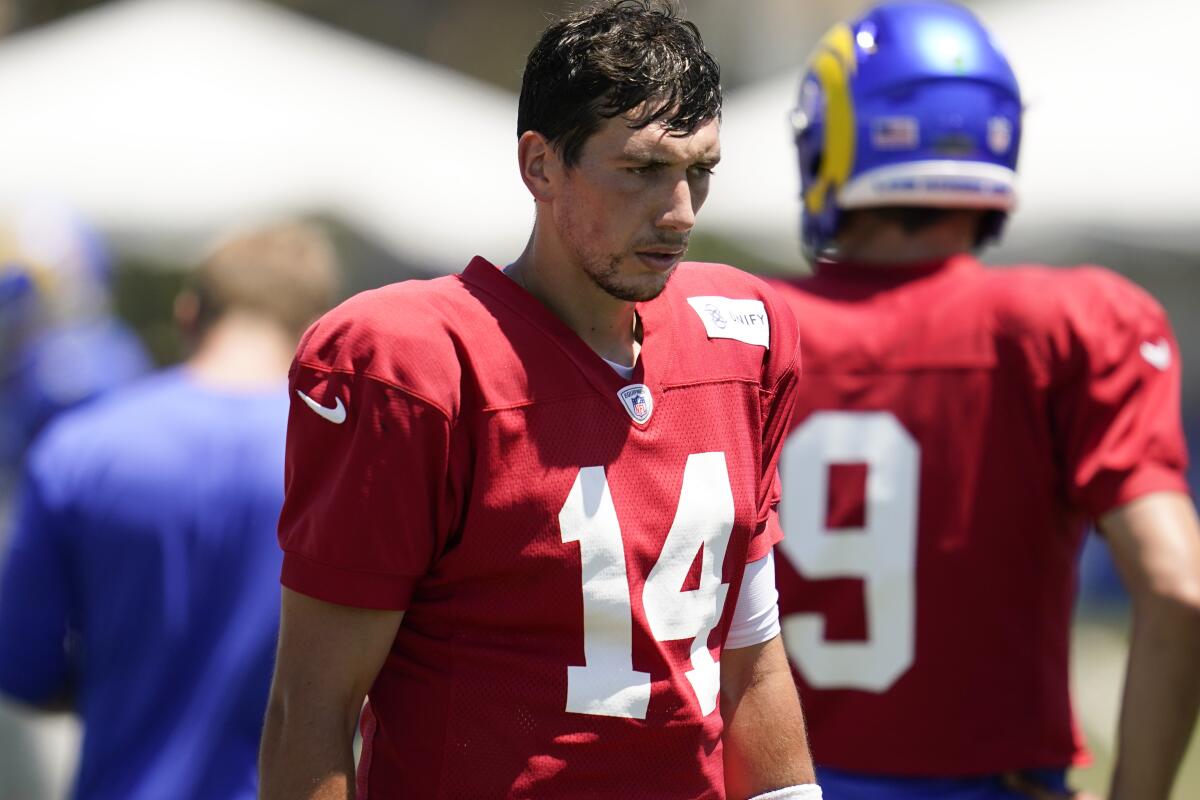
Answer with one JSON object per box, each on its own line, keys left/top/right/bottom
{"left": 634, "top": 247, "right": 686, "bottom": 272}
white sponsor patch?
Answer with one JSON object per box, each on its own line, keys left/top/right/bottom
{"left": 1140, "top": 338, "right": 1172, "bottom": 371}
{"left": 686, "top": 296, "right": 770, "bottom": 348}
{"left": 617, "top": 383, "right": 654, "bottom": 425}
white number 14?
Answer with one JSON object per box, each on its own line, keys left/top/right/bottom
{"left": 559, "top": 452, "right": 735, "bottom": 719}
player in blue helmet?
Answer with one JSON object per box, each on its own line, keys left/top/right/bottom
{"left": 792, "top": 0, "right": 1021, "bottom": 260}
{"left": 769, "top": 2, "right": 1200, "bottom": 800}
{"left": 0, "top": 203, "right": 151, "bottom": 474}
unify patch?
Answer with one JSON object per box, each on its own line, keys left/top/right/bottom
{"left": 686, "top": 296, "right": 770, "bottom": 348}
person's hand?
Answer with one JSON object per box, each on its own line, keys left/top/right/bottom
{"left": 1001, "top": 773, "right": 1102, "bottom": 799}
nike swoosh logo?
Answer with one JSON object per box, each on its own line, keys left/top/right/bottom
{"left": 1140, "top": 338, "right": 1172, "bottom": 371}
{"left": 296, "top": 390, "right": 347, "bottom": 424}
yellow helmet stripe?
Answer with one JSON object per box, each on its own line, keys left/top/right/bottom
{"left": 804, "top": 23, "right": 857, "bottom": 215}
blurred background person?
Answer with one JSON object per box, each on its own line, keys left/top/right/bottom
{"left": 0, "top": 200, "right": 151, "bottom": 489}
{"left": 768, "top": 3, "right": 1200, "bottom": 800}
{"left": 0, "top": 200, "right": 151, "bottom": 800}
{"left": 0, "top": 220, "right": 339, "bottom": 800}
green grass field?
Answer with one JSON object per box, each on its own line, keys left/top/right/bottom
{"left": 1070, "top": 615, "right": 1200, "bottom": 798}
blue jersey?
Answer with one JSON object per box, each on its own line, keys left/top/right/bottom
{"left": 0, "top": 368, "right": 287, "bottom": 800}
{"left": 0, "top": 317, "right": 151, "bottom": 473}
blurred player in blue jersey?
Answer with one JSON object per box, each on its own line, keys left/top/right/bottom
{"left": 768, "top": 2, "right": 1200, "bottom": 799}
{"left": 0, "top": 201, "right": 151, "bottom": 479}
{"left": 0, "top": 221, "right": 339, "bottom": 800}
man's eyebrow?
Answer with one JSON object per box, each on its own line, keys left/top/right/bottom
{"left": 617, "top": 153, "right": 722, "bottom": 167}
{"left": 617, "top": 153, "right": 674, "bottom": 166}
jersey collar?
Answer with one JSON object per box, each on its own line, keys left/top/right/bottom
{"left": 813, "top": 253, "right": 978, "bottom": 282}
{"left": 460, "top": 256, "right": 675, "bottom": 426}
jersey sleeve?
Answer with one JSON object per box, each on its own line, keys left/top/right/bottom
{"left": 0, "top": 441, "right": 73, "bottom": 704}
{"left": 1048, "top": 269, "right": 1189, "bottom": 517}
{"left": 747, "top": 287, "right": 802, "bottom": 562}
{"left": 278, "top": 328, "right": 458, "bottom": 611}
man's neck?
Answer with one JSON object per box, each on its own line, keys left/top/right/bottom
{"left": 834, "top": 211, "right": 979, "bottom": 265}
{"left": 184, "top": 313, "right": 295, "bottom": 391}
{"left": 507, "top": 239, "right": 641, "bottom": 368}
{"left": 833, "top": 239, "right": 970, "bottom": 265}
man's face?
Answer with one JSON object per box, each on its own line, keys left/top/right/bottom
{"left": 551, "top": 113, "right": 720, "bottom": 303}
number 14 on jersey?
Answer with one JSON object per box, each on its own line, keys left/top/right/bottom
{"left": 559, "top": 452, "right": 736, "bottom": 720}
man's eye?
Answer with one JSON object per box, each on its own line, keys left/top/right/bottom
{"left": 691, "top": 166, "right": 716, "bottom": 177}
{"left": 628, "top": 165, "right": 655, "bottom": 175}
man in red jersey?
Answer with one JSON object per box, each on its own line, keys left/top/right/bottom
{"left": 768, "top": 3, "right": 1200, "bottom": 800}
{"left": 258, "top": 3, "right": 819, "bottom": 798}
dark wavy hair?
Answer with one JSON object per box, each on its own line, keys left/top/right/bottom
{"left": 518, "top": 0, "right": 722, "bottom": 167}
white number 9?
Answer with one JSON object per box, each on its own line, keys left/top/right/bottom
{"left": 777, "top": 411, "right": 919, "bottom": 692}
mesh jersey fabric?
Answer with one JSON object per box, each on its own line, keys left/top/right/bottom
{"left": 278, "top": 256, "right": 801, "bottom": 799}
{"left": 769, "top": 255, "right": 1187, "bottom": 776}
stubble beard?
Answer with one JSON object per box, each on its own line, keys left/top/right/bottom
{"left": 556, "top": 204, "right": 683, "bottom": 303}
{"left": 583, "top": 252, "right": 676, "bottom": 303}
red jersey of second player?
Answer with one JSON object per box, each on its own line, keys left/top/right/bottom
{"left": 278, "top": 257, "right": 800, "bottom": 799}
{"left": 769, "top": 255, "right": 1187, "bottom": 776}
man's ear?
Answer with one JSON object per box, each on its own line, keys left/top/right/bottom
{"left": 174, "top": 289, "right": 199, "bottom": 337}
{"left": 517, "top": 131, "right": 560, "bottom": 203}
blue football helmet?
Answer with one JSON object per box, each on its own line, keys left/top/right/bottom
{"left": 0, "top": 201, "right": 114, "bottom": 323}
{"left": 1, "top": 203, "right": 149, "bottom": 467}
{"left": 792, "top": 1, "right": 1022, "bottom": 258}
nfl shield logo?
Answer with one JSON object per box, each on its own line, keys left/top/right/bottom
{"left": 617, "top": 383, "right": 654, "bottom": 425}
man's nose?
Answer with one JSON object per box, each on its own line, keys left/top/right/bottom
{"left": 656, "top": 177, "right": 696, "bottom": 233}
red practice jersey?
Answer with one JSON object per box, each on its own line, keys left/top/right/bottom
{"left": 278, "top": 257, "right": 800, "bottom": 799}
{"left": 769, "top": 256, "right": 1188, "bottom": 776}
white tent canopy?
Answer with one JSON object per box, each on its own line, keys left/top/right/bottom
{"left": 4, "top": 0, "right": 1195, "bottom": 271}
{"left": 0, "top": 0, "right": 533, "bottom": 271}
{"left": 706, "top": 0, "right": 1200, "bottom": 265}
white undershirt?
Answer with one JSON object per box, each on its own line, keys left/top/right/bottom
{"left": 601, "top": 311, "right": 641, "bottom": 380}
{"left": 727, "top": 550, "right": 782, "bottom": 649}
{"left": 602, "top": 355, "right": 636, "bottom": 380}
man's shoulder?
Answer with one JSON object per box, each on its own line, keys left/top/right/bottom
{"left": 293, "top": 274, "right": 489, "bottom": 400}
{"left": 981, "top": 263, "right": 1166, "bottom": 342}
{"left": 662, "top": 261, "right": 800, "bottom": 382}
{"left": 769, "top": 259, "right": 1158, "bottom": 338}
{"left": 25, "top": 370, "right": 192, "bottom": 496}
{"left": 36, "top": 370, "right": 185, "bottom": 441}
{"left": 668, "top": 261, "right": 778, "bottom": 300}
{"left": 304, "top": 275, "right": 477, "bottom": 350}
{"left": 665, "top": 262, "right": 797, "bottom": 338}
